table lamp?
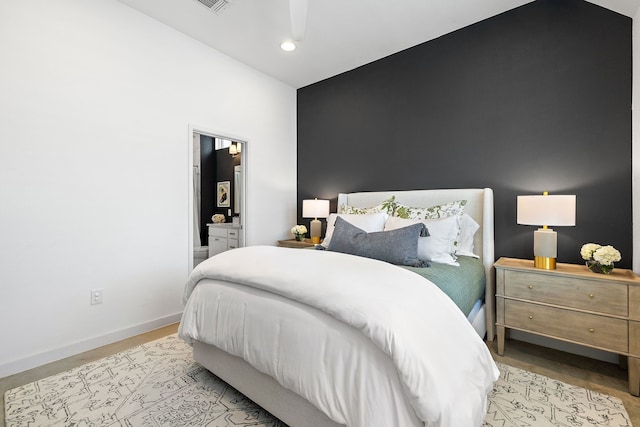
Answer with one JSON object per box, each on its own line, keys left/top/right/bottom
{"left": 303, "top": 198, "right": 330, "bottom": 244}
{"left": 517, "top": 192, "right": 576, "bottom": 270}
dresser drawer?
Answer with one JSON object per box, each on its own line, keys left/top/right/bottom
{"left": 208, "top": 237, "right": 227, "bottom": 257}
{"left": 227, "top": 228, "right": 239, "bottom": 239}
{"left": 505, "top": 300, "right": 628, "bottom": 353}
{"left": 208, "top": 226, "right": 228, "bottom": 238}
{"left": 504, "top": 270, "right": 628, "bottom": 316}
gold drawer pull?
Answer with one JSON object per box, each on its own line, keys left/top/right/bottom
{"left": 528, "top": 315, "right": 534, "bottom": 320}
{"left": 589, "top": 328, "right": 595, "bottom": 333}
{"left": 528, "top": 285, "right": 533, "bottom": 289}
{"left": 589, "top": 294, "right": 594, "bottom": 298}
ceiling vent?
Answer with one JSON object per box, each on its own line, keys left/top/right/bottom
{"left": 194, "top": 0, "right": 233, "bottom": 15}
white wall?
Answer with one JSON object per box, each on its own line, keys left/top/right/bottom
{"left": 0, "top": 0, "right": 297, "bottom": 377}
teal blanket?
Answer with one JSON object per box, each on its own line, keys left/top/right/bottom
{"left": 402, "top": 256, "right": 485, "bottom": 316}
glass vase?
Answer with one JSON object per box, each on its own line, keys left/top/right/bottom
{"left": 295, "top": 234, "right": 305, "bottom": 241}
{"left": 586, "top": 260, "right": 614, "bottom": 274}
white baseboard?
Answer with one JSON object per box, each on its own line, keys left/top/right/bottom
{"left": 0, "top": 312, "right": 182, "bottom": 379}
{"left": 509, "top": 330, "right": 619, "bottom": 364}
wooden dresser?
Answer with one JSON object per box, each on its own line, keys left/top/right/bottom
{"left": 495, "top": 257, "right": 640, "bottom": 395}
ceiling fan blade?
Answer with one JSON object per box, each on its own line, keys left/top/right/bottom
{"left": 289, "top": 0, "right": 308, "bottom": 41}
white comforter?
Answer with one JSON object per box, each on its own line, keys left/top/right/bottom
{"left": 179, "top": 245, "right": 499, "bottom": 427}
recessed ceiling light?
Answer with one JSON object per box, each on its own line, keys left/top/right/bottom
{"left": 280, "top": 41, "right": 296, "bottom": 52}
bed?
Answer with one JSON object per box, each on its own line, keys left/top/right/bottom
{"left": 179, "top": 188, "right": 498, "bottom": 427}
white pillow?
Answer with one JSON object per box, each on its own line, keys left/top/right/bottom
{"left": 384, "top": 215, "right": 460, "bottom": 266}
{"left": 322, "top": 213, "right": 388, "bottom": 248}
{"left": 457, "top": 214, "right": 480, "bottom": 258}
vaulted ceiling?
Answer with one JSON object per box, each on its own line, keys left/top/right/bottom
{"left": 117, "top": 0, "right": 639, "bottom": 89}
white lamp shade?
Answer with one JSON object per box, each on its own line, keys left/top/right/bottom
{"left": 517, "top": 195, "right": 576, "bottom": 226}
{"left": 303, "top": 199, "right": 330, "bottom": 219}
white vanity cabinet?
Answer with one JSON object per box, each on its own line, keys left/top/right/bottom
{"left": 208, "top": 223, "right": 242, "bottom": 257}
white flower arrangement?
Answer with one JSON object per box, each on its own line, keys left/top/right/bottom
{"left": 580, "top": 243, "right": 621, "bottom": 266}
{"left": 291, "top": 225, "right": 308, "bottom": 236}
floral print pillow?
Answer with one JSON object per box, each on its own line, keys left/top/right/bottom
{"left": 338, "top": 196, "right": 396, "bottom": 216}
{"left": 394, "top": 199, "right": 467, "bottom": 220}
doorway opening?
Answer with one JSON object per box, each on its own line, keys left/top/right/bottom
{"left": 188, "top": 125, "right": 246, "bottom": 272}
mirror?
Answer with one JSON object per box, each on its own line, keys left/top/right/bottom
{"left": 189, "top": 126, "right": 246, "bottom": 271}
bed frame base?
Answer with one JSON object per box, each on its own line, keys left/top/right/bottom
{"left": 193, "top": 340, "right": 345, "bottom": 427}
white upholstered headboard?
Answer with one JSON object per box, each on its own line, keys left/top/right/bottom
{"left": 337, "top": 188, "right": 495, "bottom": 340}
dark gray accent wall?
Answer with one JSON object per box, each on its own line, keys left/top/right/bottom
{"left": 297, "top": 0, "right": 632, "bottom": 268}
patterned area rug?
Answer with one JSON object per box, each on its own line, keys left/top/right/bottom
{"left": 485, "top": 363, "right": 631, "bottom": 427}
{"left": 4, "top": 334, "right": 632, "bottom": 427}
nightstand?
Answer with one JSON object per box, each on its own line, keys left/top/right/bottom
{"left": 495, "top": 257, "right": 640, "bottom": 395}
{"left": 277, "top": 238, "right": 316, "bottom": 249}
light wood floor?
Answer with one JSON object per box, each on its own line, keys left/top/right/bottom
{"left": 2, "top": 325, "right": 639, "bottom": 426}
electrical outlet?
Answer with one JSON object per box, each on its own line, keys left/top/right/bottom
{"left": 91, "top": 288, "right": 103, "bottom": 305}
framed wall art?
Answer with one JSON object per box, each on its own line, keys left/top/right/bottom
{"left": 217, "top": 181, "right": 230, "bottom": 208}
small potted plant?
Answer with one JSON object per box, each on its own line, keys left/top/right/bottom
{"left": 291, "top": 225, "right": 308, "bottom": 241}
{"left": 580, "top": 243, "right": 621, "bottom": 274}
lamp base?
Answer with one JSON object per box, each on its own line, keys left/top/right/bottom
{"left": 310, "top": 219, "right": 321, "bottom": 245}
{"left": 533, "top": 228, "right": 557, "bottom": 270}
{"left": 534, "top": 256, "right": 556, "bottom": 270}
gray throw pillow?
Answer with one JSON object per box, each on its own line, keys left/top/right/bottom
{"left": 327, "top": 216, "right": 429, "bottom": 267}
